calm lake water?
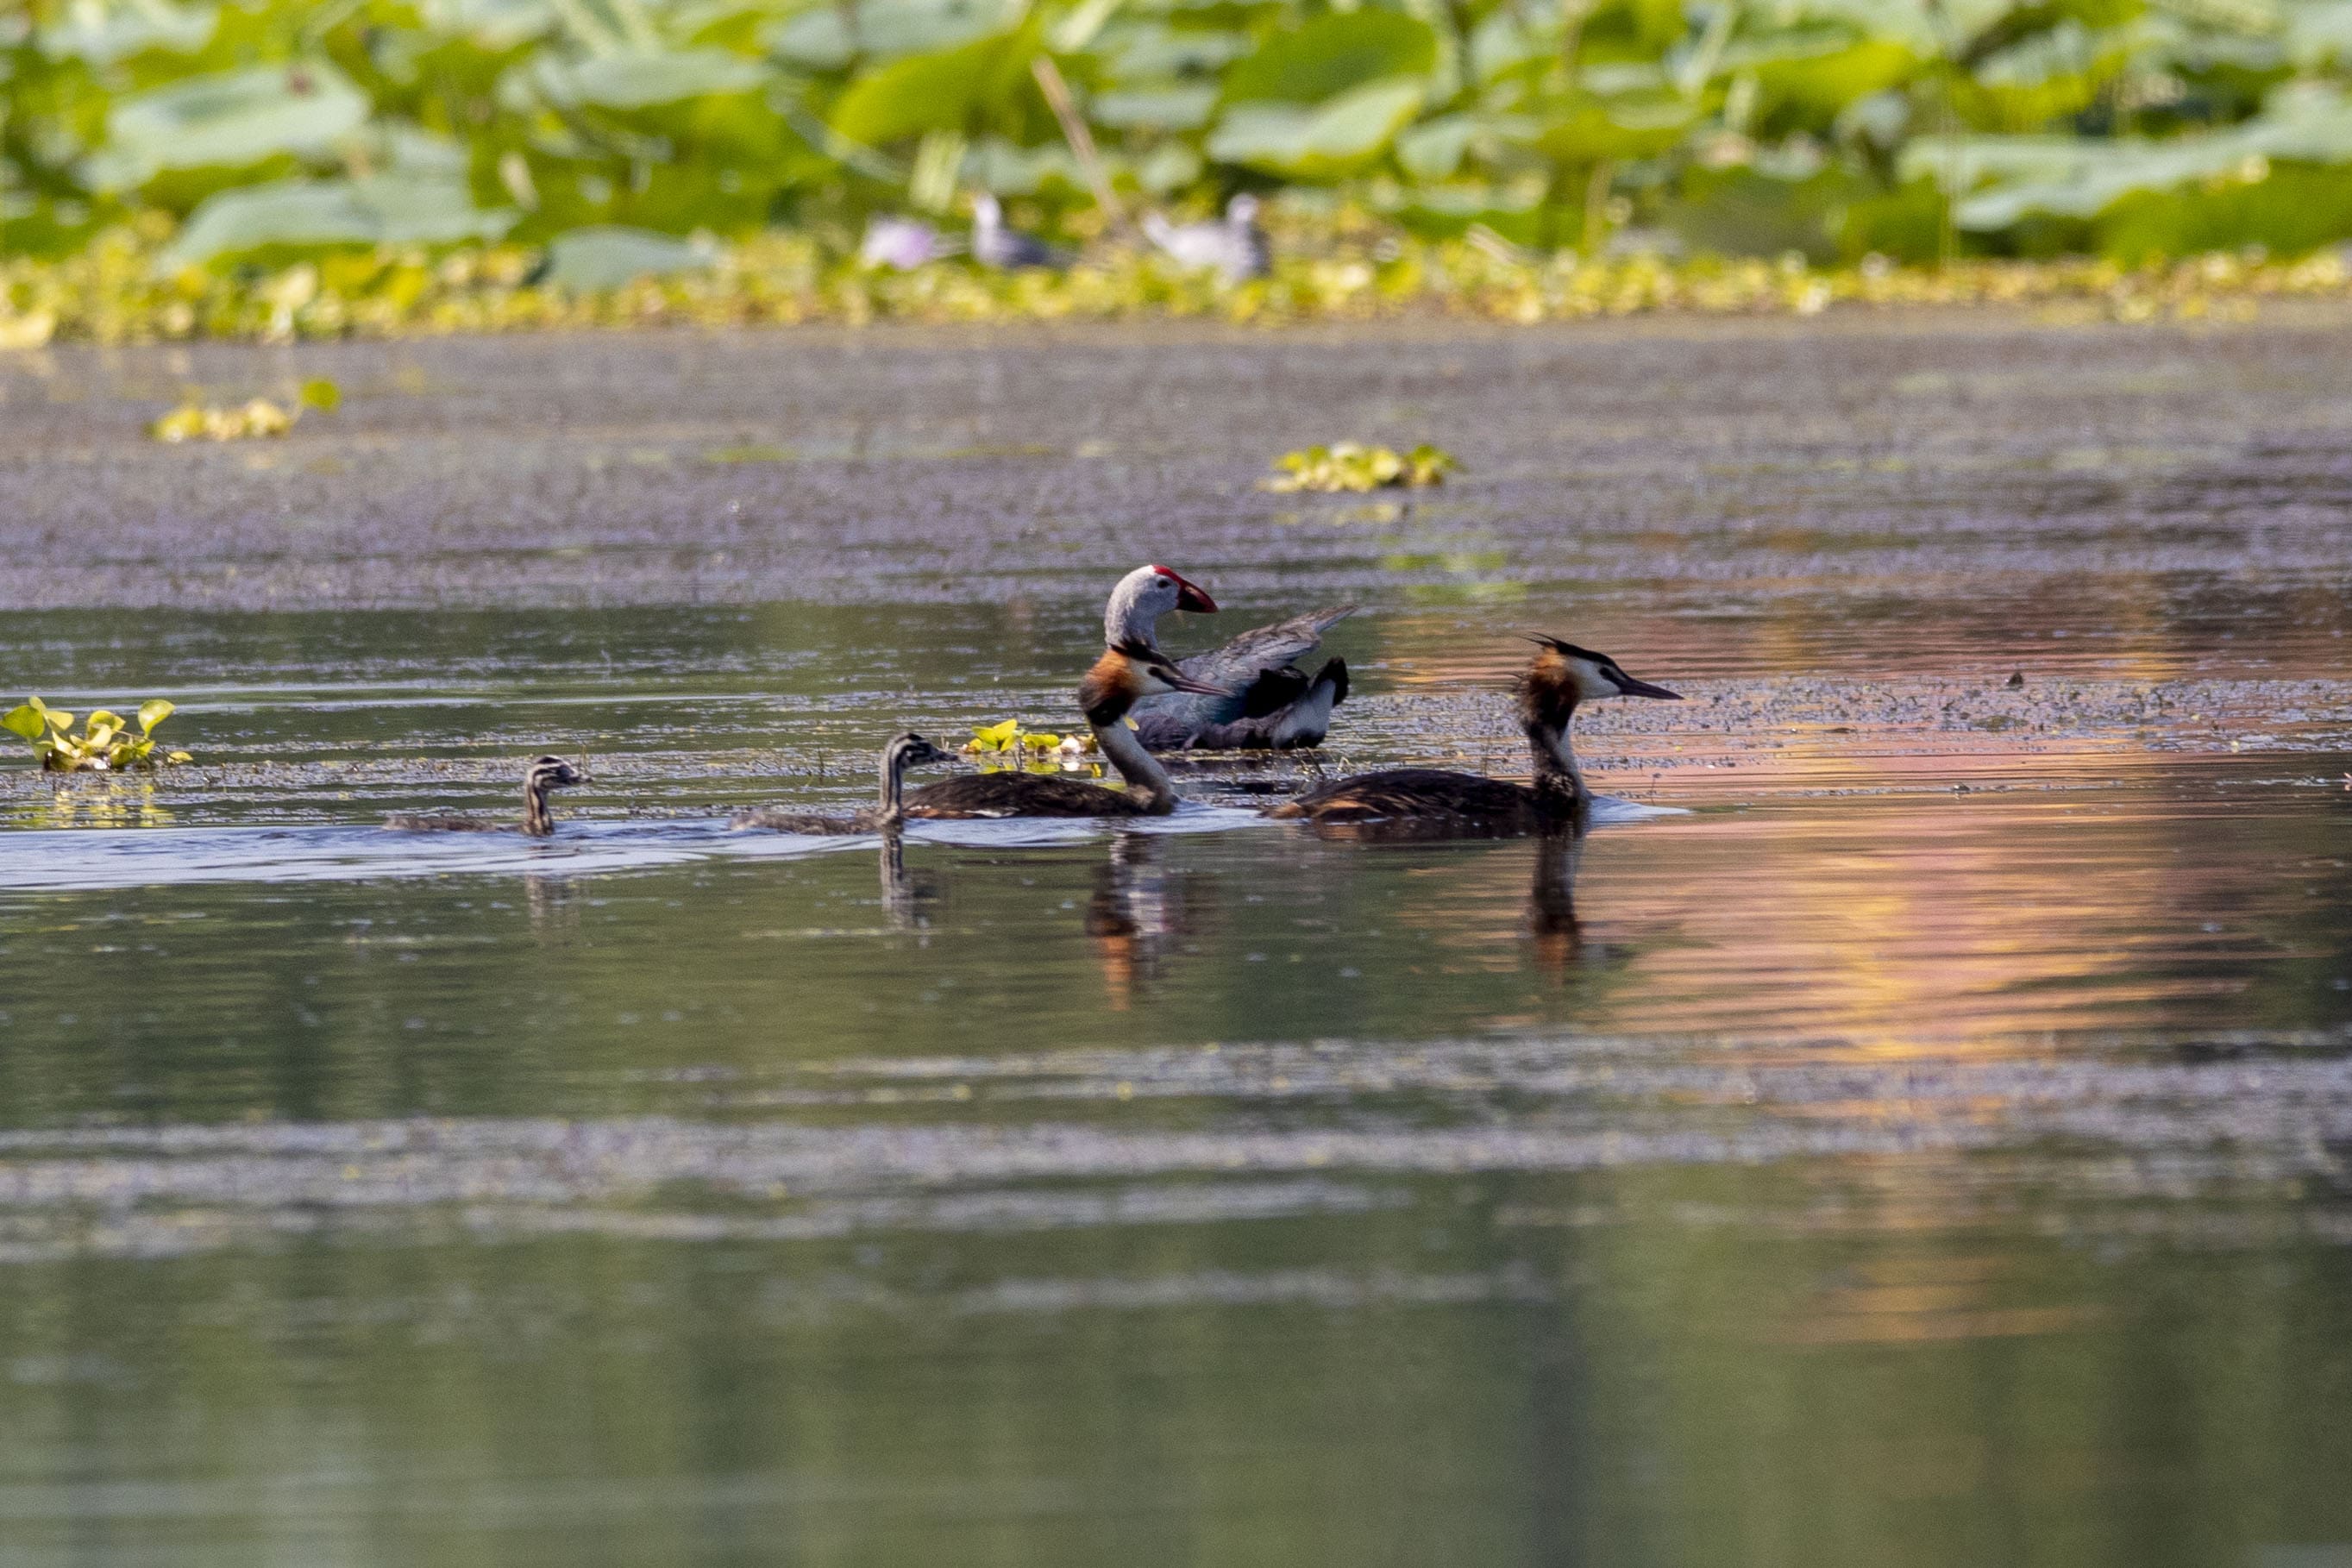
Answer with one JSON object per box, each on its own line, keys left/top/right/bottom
{"left": 0, "top": 317, "right": 2349, "bottom": 1566}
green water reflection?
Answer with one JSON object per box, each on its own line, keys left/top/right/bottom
{"left": 0, "top": 775, "right": 2345, "bottom": 1565}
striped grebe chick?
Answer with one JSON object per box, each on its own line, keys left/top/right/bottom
{"left": 384, "top": 756, "right": 584, "bottom": 837}
{"left": 731, "top": 732, "right": 956, "bottom": 834}
{"left": 900, "top": 643, "right": 1231, "bottom": 819}
{"left": 1265, "top": 637, "right": 1679, "bottom": 833}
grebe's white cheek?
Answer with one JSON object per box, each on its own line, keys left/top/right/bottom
{"left": 1572, "top": 662, "right": 1615, "bottom": 700}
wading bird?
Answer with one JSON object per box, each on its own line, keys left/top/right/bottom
{"left": 901, "top": 643, "right": 1230, "bottom": 818}
{"left": 1104, "top": 563, "right": 1353, "bottom": 750}
{"left": 384, "top": 756, "right": 584, "bottom": 837}
{"left": 730, "top": 732, "right": 957, "bottom": 833}
{"left": 970, "top": 194, "right": 1069, "bottom": 272}
{"left": 1143, "top": 194, "right": 1271, "bottom": 284}
{"left": 1266, "top": 637, "right": 1679, "bottom": 832}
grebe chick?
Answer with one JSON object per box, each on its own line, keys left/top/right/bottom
{"left": 901, "top": 643, "right": 1231, "bottom": 819}
{"left": 384, "top": 756, "right": 584, "bottom": 837}
{"left": 731, "top": 733, "right": 956, "bottom": 833}
{"left": 1103, "top": 563, "right": 1354, "bottom": 750}
{"left": 1266, "top": 637, "right": 1679, "bottom": 833}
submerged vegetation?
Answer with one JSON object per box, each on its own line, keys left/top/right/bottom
{"left": 3, "top": 699, "right": 190, "bottom": 771}
{"left": 0, "top": 0, "right": 2349, "bottom": 343}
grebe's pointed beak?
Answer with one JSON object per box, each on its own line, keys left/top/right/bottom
{"left": 1615, "top": 674, "right": 1681, "bottom": 700}
{"left": 1163, "top": 669, "right": 1232, "bottom": 697}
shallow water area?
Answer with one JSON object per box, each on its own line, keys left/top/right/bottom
{"left": 0, "top": 315, "right": 2349, "bottom": 1566}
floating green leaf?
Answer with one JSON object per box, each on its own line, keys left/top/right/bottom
{"left": 7, "top": 698, "right": 190, "bottom": 772}
{"left": 1264, "top": 442, "right": 1458, "bottom": 493}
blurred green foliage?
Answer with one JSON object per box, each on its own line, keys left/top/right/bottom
{"left": 2, "top": 0, "right": 2350, "bottom": 285}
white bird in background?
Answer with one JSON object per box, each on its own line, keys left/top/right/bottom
{"left": 1143, "top": 194, "right": 1271, "bottom": 284}
{"left": 969, "top": 193, "right": 1071, "bottom": 272}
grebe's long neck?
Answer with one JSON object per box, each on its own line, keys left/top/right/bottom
{"left": 876, "top": 744, "right": 908, "bottom": 825}
{"left": 1527, "top": 710, "right": 1590, "bottom": 809}
{"left": 522, "top": 776, "right": 555, "bottom": 837}
{"left": 1094, "top": 718, "right": 1178, "bottom": 813}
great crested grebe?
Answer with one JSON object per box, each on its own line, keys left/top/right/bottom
{"left": 384, "top": 756, "right": 584, "bottom": 837}
{"left": 970, "top": 193, "right": 1069, "bottom": 271}
{"left": 1143, "top": 194, "right": 1271, "bottom": 283}
{"left": 730, "top": 732, "right": 956, "bottom": 834}
{"left": 1103, "top": 563, "right": 1354, "bottom": 750}
{"left": 900, "top": 643, "right": 1230, "bottom": 818}
{"left": 1266, "top": 637, "right": 1680, "bottom": 831}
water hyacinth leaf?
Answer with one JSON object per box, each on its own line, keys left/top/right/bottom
{"left": 137, "top": 700, "right": 176, "bottom": 734}
{"left": 1209, "top": 78, "right": 1427, "bottom": 179}
{"left": 93, "top": 64, "right": 370, "bottom": 188}
{"left": 969, "top": 719, "right": 1023, "bottom": 750}
{"left": 2, "top": 706, "right": 45, "bottom": 742}
{"left": 543, "top": 227, "right": 712, "bottom": 291}
{"left": 527, "top": 48, "right": 770, "bottom": 110}
{"left": 1221, "top": 10, "right": 1439, "bottom": 104}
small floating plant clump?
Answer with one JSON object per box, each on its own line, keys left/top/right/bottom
{"left": 1264, "top": 442, "right": 1458, "bottom": 494}
{"left": 149, "top": 379, "right": 342, "bottom": 443}
{"left": 4, "top": 699, "right": 191, "bottom": 772}
{"left": 963, "top": 720, "right": 1101, "bottom": 775}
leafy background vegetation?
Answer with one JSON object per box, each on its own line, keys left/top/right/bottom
{"left": 2, "top": 0, "right": 2349, "bottom": 320}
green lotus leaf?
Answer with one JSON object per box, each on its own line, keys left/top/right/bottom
{"left": 1222, "top": 10, "right": 1439, "bottom": 105}
{"left": 1209, "top": 78, "right": 1427, "bottom": 180}
{"left": 828, "top": 24, "right": 1041, "bottom": 147}
{"left": 163, "top": 176, "right": 517, "bottom": 269}
{"left": 543, "top": 227, "right": 713, "bottom": 291}
{"left": 93, "top": 63, "right": 369, "bottom": 189}
{"left": 529, "top": 48, "right": 769, "bottom": 112}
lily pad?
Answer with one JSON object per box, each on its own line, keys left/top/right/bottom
{"left": 1222, "top": 10, "right": 1439, "bottom": 104}
{"left": 528, "top": 48, "right": 770, "bottom": 111}
{"left": 1209, "top": 78, "right": 1427, "bottom": 179}
{"left": 165, "top": 176, "right": 517, "bottom": 268}
{"left": 92, "top": 64, "right": 369, "bottom": 188}
{"left": 543, "top": 226, "right": 713, "bottom": 291}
